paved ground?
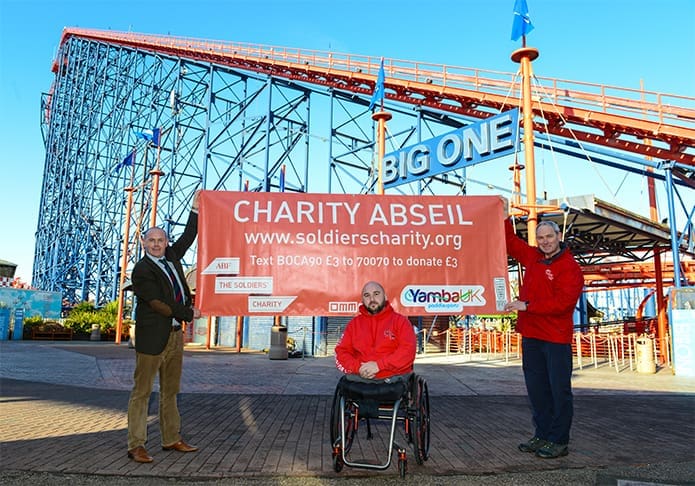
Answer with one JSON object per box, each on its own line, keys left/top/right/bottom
{"left": 1, "top": 340, "right": 694, "bottom": 485}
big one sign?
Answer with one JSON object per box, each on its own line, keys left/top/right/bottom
{"left": 383, "top": 109, "right": 519, "bottom": 188}
{"left": 196, "top": 192, "right": 509, "bottom": 317}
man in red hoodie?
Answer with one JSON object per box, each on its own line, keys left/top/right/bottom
{"left": 335, "top": 281, "right": 416, "bottom": 381}
{"left": 504, "top": 218, "right": 584, "bottom": 459}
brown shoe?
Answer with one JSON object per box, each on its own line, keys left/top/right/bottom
{"left": 127, "top": 446, "right": 153, "bottom": 463}
{"left": 162, "top": 439, "right": 198, "bottom": 452}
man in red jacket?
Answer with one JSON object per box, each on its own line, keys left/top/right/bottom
{"left": 335, "top": 281, "right": 416, "bottom": 381}
{"left": 504, "top": 218, "right": 584, "bottom": 459}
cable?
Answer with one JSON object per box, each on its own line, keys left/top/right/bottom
{"left": 531, "top": 74, "right": 621, "bottom": 206}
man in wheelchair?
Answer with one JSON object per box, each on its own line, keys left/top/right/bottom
{"left": 331, "top": 281, "right": 429, "bottom": 476}
{"left": 335, "top": 281, "right": 416, "bottom": 382}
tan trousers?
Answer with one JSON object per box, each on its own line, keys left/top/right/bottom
{"left": 127, "top": 329, "right": 183, "bottom": 450}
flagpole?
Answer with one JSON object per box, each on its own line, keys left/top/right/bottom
{"left": 370, "top": 58, "right": 389, "bottom": 195}
{"left": 115, "top": 151, "right": 137, "bottom": 344}
{"left": 372, "top": 110, "right": 391, "bottom": 195}
{"left": 279, "top": 164, "right": 286, "bottom": 192}
{"left": 508, "top": 157, "right": 524, "bottom": 212}
{"left": 149, "top": 143, "right": 164, "bottom": 228}
{"left": 511, "top": 46, "right": 539, "bottom": 245}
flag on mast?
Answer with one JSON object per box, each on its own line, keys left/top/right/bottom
{"left": 152, "top": 128, "right": 161, "bottom": 147}
{"left": 114, "top": 149, "right": 135, "bottom": 173}
{"left": 511, "top": 0, "right": 534, "bottom": 41}
{"left": 368, "top": 58, "right": 385, "bottom": 111}
{"left": 279, "top": 164, "right": 286, "bottom": 192}
{"left": 134, "top": 129, "right": 153, "bottom": 141}
{"left": 134, "top": 127, "right": 161, "bottom": 146}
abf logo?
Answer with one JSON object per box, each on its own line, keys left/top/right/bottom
{"left": 400, "top": 285, "right": 486, "bottom": 313}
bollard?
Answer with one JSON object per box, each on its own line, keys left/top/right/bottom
{"left": 635, "top": 337, "right": 656, "bottom": 373}
{"left": 128, "top": 323, "right": 136, "bottom": 348}
{"left": 90, "top": 324, "right": 101, "bottom": 341}
{"left": 269, "top": 325, "right": 288, "bottom": 360}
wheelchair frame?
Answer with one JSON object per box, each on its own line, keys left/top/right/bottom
{"left": 330, "top": 373, "right": 430, "bottom": 477}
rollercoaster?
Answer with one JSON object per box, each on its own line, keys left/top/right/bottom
{"left": 35, "top": 28, "right": 694, "bottom": 312}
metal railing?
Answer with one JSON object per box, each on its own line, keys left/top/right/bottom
{"left": 61, "top": 28, "right": 695, "bottom": 131}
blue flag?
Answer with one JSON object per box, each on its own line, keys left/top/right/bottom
{"left": 134, "top": 127, "right": 161, "bottom": 146}
{"left": 511, "top": 0, "right": 534, "bottom": 41}
{"left": 152, "top": 127, "right": 161, "bottom": 147}
{"left": 123, "top": 150, "right": 135, "bottom": 167}
{"left": 368, "top": 59, "right": 385, "bottom": 111}
{"left": 279, "top": 164, "right": 285, "bottom": 192}
{"left": 114, "top": 150, "right": 135, "bottom": 173}
{"left": 134, "top": 129, "right": 153, "bottom": 141}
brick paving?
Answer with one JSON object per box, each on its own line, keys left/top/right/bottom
{"left": 0, "top": 341, "right": 694, "bottom": 482}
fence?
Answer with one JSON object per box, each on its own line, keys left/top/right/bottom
{"left": 574, "top": 331, "right": 671, "bottom": 373}
{"left": 419, "top": 327, "right": 671, "bottom": 373}
{"left": 421, "top": 328, "right": 522, "bottom": 363}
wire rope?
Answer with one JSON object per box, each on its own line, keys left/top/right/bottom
{"left": 530, "top": 74, "right": 622, "bottom": 206}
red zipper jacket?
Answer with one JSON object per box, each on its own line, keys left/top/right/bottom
{"left": 505, "top": 218, "right": 584, "bottom": 344}
{"left": 335, "top": 301, "right": 416, "bottom": 379}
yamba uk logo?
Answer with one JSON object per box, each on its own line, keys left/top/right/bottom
{"left": 400, "top": 285, "right": 486, "bottom": 313}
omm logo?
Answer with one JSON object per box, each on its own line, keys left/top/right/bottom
{"left": 329, "top": 301, "right": 358, "bottom": 313}
{"left": 400, "top": 285, "right": 486, "bottom": 313}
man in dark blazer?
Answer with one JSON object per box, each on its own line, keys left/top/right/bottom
{"left": 126, "top": 191, "right": 201, "bottom": 463}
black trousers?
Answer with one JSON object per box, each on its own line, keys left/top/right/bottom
{"left": 522, "top": 336, "right": 573, "bottom": 445}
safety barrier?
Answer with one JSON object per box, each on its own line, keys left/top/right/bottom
{"left": 573, "top": 331, "right": 670, "bottom": 373}
{"left": 415, "top": 328, "right": 671, "bottom": 373}
{"left": 421, "top": 328, "right": 521, "bottom": 363}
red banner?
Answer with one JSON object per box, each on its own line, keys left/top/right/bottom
{"left": 196, "top": 191, "right": 509, "bottom": 316}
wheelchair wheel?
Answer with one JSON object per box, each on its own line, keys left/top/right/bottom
{"left": 332, "top": 453, "right": 344, "bottom": 472}
{"left": 330, "top": 384, "right": 356, "bottom": 455}
{"left": 413, "top": 377, "right": 430, "bottom": 464}
{"left": 405, "top": 374, "right": 417, "bottom": 445}
{"left": 398, "top": 457, "right": 407, "bottom": 478}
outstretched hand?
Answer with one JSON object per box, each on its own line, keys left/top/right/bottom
{"left": 192, "top": 190, "right": 201, "bottom": 211}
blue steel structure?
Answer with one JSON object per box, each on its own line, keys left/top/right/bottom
{"left": 35, "top": 28, "right": 694, "bottom": 307}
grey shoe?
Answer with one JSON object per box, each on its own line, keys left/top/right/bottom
{"left": 518, "top": 436, "right": 547, "bottom": 453}
{"left": 535, "top": 441, "right": 568, "bottom": 458}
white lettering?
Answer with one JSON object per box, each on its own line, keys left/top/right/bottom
{"left": 233, "top": 200, "right": 361, "bottom": 225}
{"left": 382, "top": 109, "right": 518, "bottom": 188}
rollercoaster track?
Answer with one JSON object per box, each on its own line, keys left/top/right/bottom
{"left": 582, "top": 261, "right": 695, "bottom": 289}
{"left": 55, "top": 28, "right": 695, "bottom": 174}
{"left": 36, "top": 27, "right": 694, "bottom": 303}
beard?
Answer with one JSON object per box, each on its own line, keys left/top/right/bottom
{"left": 366, "top": 300, "right": 386, "bottom": 315}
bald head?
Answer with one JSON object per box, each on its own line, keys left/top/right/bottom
{"left": 142, "top": 226, "right": 169, "bottom": 258}
{"left": 361, "top": 281, "right": 387, "bottom": 315}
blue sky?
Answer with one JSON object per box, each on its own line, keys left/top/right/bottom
{"left": 1, "top": 0, "right": 693, "bottom": 283}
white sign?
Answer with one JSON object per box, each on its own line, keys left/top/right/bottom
{"left": 202, "top": 257, "right": 240, "bottom": 275}
{"left": 248, "top": 296, "right": 297, "bottom": 313}
{"left": 215, "top": 276, "right": 273, "bottom": 294}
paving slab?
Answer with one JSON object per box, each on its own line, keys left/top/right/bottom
{"left": 1, "top": 341, "right": 693, "bottom": 485}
